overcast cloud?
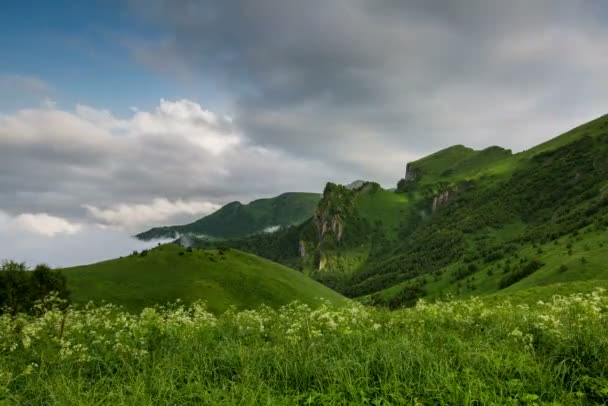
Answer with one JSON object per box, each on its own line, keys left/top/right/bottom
{"left": 1, "top": 0, "right": 608, "bottom": 266}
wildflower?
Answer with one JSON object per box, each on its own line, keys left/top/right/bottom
{"left": 22, "top": 365, "right": 34, "bottom": 376}
{"left": 509, "top": 328, "right": 523, "bottom": 338}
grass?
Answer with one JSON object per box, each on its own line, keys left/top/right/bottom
{"left": 62, "top": 244, "right": 347, "bottom": 314}
{"left": 2, "top": 289, "right": 608, "bottom": 404}
{"left": 522, "top": 113, "right": 608, "bottom": 157}
{"left": 355, "top": 188, "right": 409, "bottom": 239}
{"left": 401, "top": 114, "right": 608, "bottom": 190}
{"left": 366, "top": 226, "right": 608, "bottom": 306}
{"left": 406, "top": 144, "right": 513, "bottom": 187}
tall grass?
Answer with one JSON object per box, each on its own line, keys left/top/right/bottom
{"left": 1, "top": 290, "right": 608, "bottom": 404}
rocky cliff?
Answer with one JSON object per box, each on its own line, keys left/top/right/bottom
{"left": 432, "top": 188, "right": 458, "bottom": 212}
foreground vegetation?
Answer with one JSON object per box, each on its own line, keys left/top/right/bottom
{"left": 2, "top": 289, "right": 608, "bottom": 404}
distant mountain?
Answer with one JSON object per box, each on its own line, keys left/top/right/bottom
{"left": 62, "top": 244, "right": 347, "bottom": 314}
{"left": 136, "top": 192, "right": 321, "bottom": 240}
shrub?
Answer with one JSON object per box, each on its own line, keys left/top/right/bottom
{"left": 0, "top": 261, "right": 69, "bottom": 314}
{"left": 499, "top": 259, "right": 544, "bottom": 289}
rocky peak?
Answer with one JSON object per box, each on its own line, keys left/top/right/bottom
{"left": 404, "top": 163, "right": 420, "bottom": 182}
{"left": 313, "top": 183, "right": 356, "bottom": 242}
{"left": 345, "top": 180, "right": 367, "bottom": 190}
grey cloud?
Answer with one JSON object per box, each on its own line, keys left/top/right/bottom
{"left": 0, "top": 100, "right": 341, "bottom": 232}
{"left": 128, "top": 0, "right": 608, "bottom": 184}
{"left": 0, "top": 221, "right": 168, "bottom": 268}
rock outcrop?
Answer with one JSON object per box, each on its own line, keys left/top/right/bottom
{"left": 432, "top": 188, "right": 458, "bottom": 212}
{"left": 404, "top": 163, "right": 420, "bottom": 182}
{"left": 313, "top": 183, "right": 355, "bottom": 243}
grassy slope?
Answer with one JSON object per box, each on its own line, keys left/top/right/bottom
{"left": 355, "top": 187, "right": 409, "bottom": 239}
{"left": 62, "top": 244, "right": 346, "bottom": 313}
{"left": 407, "top": 145, "right": 513, "bottom": 187}
{"left": 405, "top": 114, "right": 607, "bottom": 188}
{"left": 365, "top": 227, "right": 608, "bottom": 304}
{"left": 137, "top": 192, "right": 321, "bottom": 240}
{"left": 348, "top": 114, "right": 608, "bottom": 304}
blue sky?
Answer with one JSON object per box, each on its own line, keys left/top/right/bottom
{"left": 0, "top": 1, "right": 226, "bottom": 114}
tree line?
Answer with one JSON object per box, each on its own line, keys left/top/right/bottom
{"left": 0, "top": 261, "right": 69, "bottom": 314}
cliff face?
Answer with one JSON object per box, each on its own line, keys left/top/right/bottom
{"left": 298, "top": 182, "right": 373, "bottom": 271}
{"left": 432, "top": 189, "right": 457, "bottom": 212}
{"left": 404, "top": 163, "right": 420, "bottom": 182}
{"left": 313, "top": 183, "right": 356, "bottom": 243}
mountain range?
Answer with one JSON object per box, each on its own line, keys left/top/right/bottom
{"left": 174, "top": 113, "right": 608, "bottom": 307}
{"left": 61, "top": 113, "right": 608, "bottom": 311}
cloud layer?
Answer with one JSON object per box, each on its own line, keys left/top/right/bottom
{"left": 0, "top": 210, "right": 167, "bottom": 268}
{"left": 0, "top": 99, "right": 337, "bottom": 233}
{"left": 130, "top": 0, "right": 608, "bottom": 172}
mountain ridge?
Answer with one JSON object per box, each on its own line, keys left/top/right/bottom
{"left": 185, "top": 113, "right": 608, "bottom": 308}
{"left": 137, "top": 192, "right": 321, "bottom": 240}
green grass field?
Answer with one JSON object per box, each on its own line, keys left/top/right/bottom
{"left": 2, "top": 289, "right": 607, "bottom": 404}
{"left": 62, "top": 244, "right": 347, "bottom": 314}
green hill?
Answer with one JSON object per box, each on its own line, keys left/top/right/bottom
{"left": 61, "top": 244, "right": 347, "bottom": 313}
{"left": 136, "top": 192, "right": 321, "bottom": 240}
{"left": 188, "top": 114, "right": 608, "bottom": 308}
{"left": 398, "top": 144, "right": 513, "bottom": 189}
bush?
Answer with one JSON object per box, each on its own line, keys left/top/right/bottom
{"left": 0, "top": 261, "right": 69, "bottom": 314}
{"left": 499, "top": 259, "right": 544, "bottom": 289}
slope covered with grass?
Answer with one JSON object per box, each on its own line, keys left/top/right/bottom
{"left": 401, "top": 144, "right": 513, "bottom": 188}
{"left": 3, "top": 290, "right": 608, "bottom": 404}
{"left": 62, "top": 244, "right": 346, "bottom": 313}
{"left": 137, "top": 192, "right": 321, "bottom": 240}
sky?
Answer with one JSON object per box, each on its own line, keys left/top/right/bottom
{"left": 1, "top": 0, "right": 607, "bottom": 267}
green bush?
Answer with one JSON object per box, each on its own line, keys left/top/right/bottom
{"left": 499, "top": 259, "right": 544, "bottom": 289}
{"left": 0, "top": 261, "right": 69, "bottom": 314}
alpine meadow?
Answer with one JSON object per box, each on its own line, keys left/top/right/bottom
{"left": 2, "top": 1, "right": 608, "bottom": 405}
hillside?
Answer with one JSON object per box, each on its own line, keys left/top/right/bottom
{"left": 61, "top": 244, "right": 347, "bottom": 313}
{"left": 136, "top": 192, "right": 321, "bottom": 240}
{"left": 187, "top": 114, "right": 608, "bottom": 307}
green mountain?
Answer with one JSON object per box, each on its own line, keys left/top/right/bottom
{"left": 191, "top": 114, "right": 608, "bottom": 307}
{"left": 61, "top": 244, "right": 347, "bottom": 314}
{"left": 136, "top": 192, "right": 321, "bottom": 240}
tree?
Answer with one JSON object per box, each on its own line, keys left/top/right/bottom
{"left": 0, "top": 261, "right": 69, "bottom": 314}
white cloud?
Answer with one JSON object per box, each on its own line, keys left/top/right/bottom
{"left": 84, "top": 198, "right": 221, "bottom": 230}
{"left": 127, "top": 0, "right": 608, "bottom": 171}
{"left": 11, "top": 213, "right": 82, "bottom": 237}
{"left": 0, "top": 225, "right": 166, "bottom": 269}
{"left": 0, "top": 98, "right": 337, "bottom": 233}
